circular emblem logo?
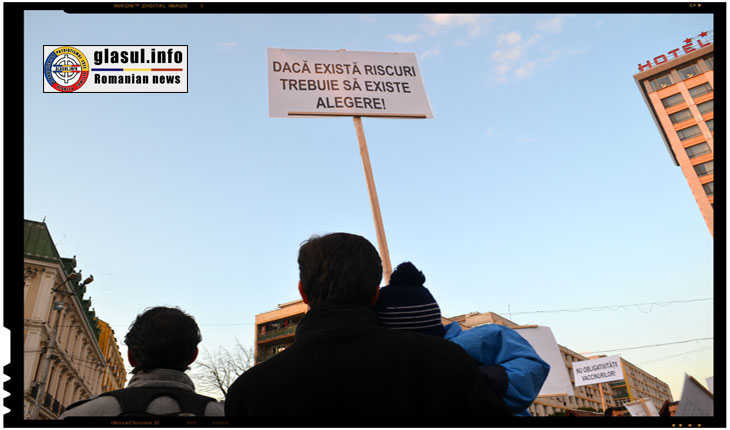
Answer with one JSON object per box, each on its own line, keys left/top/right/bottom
{"left": 44, "top": 46, "right": 90, "bottom": 92}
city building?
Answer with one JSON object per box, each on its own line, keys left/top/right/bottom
{"left": 254, "top": 299, "right": 307, "bottom": 364}
{"left": 443, "top": 311, "right": 618, "bottom": 416}
{"left": 633, "top": 30, "right": 714, "bottom": 235}
{"left": 445, "top": 311, "right": 674, "bottom": 416}
{"left": 24, "top": 220, "right": 107, "bottom": 419}
{"left": 609, "top": 357, "right": 673, "bottom": 409}
{"left": 95, "top": 319, "right": 127, "bottom": 393}
{"left": 253, "top": 302, "right": 674, "bottom": 417}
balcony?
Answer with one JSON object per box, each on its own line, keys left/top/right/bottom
{"left": 257, "top": 325, "right": 297, "bottom": 343}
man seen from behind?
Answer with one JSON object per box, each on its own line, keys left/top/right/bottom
{"left": 61, "top": 306, "right": 223, "bottom": 417}
{"left": 225, "top": 232, "right": 510, "bottom": 419}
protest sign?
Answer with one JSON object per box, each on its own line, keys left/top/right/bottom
{"left": 267, "top": 48, "right": 433, "bottom": 118}
{"left": 572, "top": 355, "right": 624, "bottom": 387}
{"left": 675, "top": 373, "right": 713, "bottom": 416}
{"left": 625, "top": 398, "right": 659, "bottom": 416}
{"left": 514, "top": 326, "right": 575, "bottom": 397}
{"left": 266, "top": 47, "right": 435, "bottom": 281}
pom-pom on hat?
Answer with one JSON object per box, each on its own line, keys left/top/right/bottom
{"left": 374, "top": 262, "right": 446, "bottom": 338}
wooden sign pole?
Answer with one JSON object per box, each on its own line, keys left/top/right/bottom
{"left": 639, "top": 398, "right": 650, "bottom": 415}
{"left": 353, "top": 116, "right": 393, "bottom": 284}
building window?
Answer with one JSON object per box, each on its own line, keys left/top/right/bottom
{"left": 694, "top": 161, "right": 713, "bottom": 177}
{"left": 697, "top": 100, "right": 713, "bottom": 115}
{"left": 661, "top": 92, "right": 685, "bottom": 108}
{"left": 705, "top": 56, "right": 714, "bottom": 69}
{"left": 650, "top": 73, "right": 674, "bottom": 91}
{"left": 703, "top": 182, "right": 714, "bottom": 196}
{"left": 678, "top": 64, "right": 700, "bottom": 80}
{"left": 677, "top": 125, "right": 702, "bottom": 141}
{"left": 706, "top": 119, "right": 713, "bottom": 133}
{"left": 689, "top": 82, "right": 713, "bottom": 98}
{"left": 669, "top": 108, "right": 693, "bottom": 124}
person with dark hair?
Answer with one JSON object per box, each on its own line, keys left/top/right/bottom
{"left": 225, "top": 233, "right": 510, "bottom": 418}
{"left": 658, "top": 400, "right": 680, "bottom": 417}
{"left": 374, "top": 261, "right": 550, "bottom": 416}
{"left": 61, "top": 306, "right": 224, "bottom": 417}
{"left": 604, "top": 406, "right": 629, "bottom": 416}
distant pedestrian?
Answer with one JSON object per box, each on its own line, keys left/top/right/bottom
{"left": 374, "top": 261, "right": 550, "bottom": 416}
{"left": 659, "top": 400, "right": 680, "bottom": 417}
{"left": 604, "top": 406, "right": 629, "bottom": 416}
{"left": 61, "top": 306, "right": 223, "bottom": 418}
{"left": 225, "top": 233, "right": 510, "bottom": 419}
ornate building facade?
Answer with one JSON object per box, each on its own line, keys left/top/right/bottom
{"left": 23, "top": 220, "right": 113, "bottom": 419}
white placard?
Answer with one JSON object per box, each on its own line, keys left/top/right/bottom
{"left": 625, "top": 398, "right": 659, "bottom": 416}
{"left": 571, "top": 355, "right": 624, "bottom": 387}
{"left": 705, "top": 376, "right": 714, "bottom": 394}
{"left": 676, "top": 373, "right": 713, "bottom": 416}
{"left": 514, "top": 326, "right": 575, "bottom": 397}
{"left": 267, "top": 48, "right": 433, "bottom": 118}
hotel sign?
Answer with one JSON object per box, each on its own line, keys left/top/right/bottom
{"left": 638, "top": 31, "right": 713, "bottom": 72}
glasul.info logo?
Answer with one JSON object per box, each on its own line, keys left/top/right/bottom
{"left": 43, "top": 45, "right": 188, "bottom": 93}
{"left": 44, "top": 46, "right": 90, "bottom": 92}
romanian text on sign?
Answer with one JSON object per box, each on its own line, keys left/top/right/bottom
{"left": 267, "top": 48, "right": 433, "bottom": 118}
{"left": 572, "top": 355, "right": 624, "bottom": 387}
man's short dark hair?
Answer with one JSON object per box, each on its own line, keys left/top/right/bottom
{"left": 604, "top": 406, "right": 627, "bottom": 416}
{"left": 298, "top": 233, "right": 382, "bottom": 308}
{"left": 124, "top": 306, "right": 202, "bottom": 373}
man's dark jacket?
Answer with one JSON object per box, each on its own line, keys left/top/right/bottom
{"left": 225, "top": 303, "right": 511, "bottom": 419}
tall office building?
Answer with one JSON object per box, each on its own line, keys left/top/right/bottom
{"left": 608, "top": 356, "right": 673, "bottom": 409}
{"left": 634, "top": 31, "right": 714, "bottom": 235}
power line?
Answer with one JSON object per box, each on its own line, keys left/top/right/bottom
{"left": 101, "top": 298, "right": 713, "bottom": 328}
{"left": 199, "top": 323, "right": 257, "bottom": 326}
{"left": 581, "top": 337, "right": 713, "bottom": 355}
{"left": 106, "top": 323, "right": 257, "bottom": 328}
{"left": 637, "top": 347, "right": 713, "bottom": 366}
{"left": 510, "top": 298, "right": 712, "bottom": 316}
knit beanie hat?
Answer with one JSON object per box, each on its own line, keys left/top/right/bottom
{"left": 374, "top": 262, "right": 446, "bottom": 338}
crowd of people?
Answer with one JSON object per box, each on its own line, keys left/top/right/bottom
{"left": 60, "top": 232, "right": 551, "bottom": 419}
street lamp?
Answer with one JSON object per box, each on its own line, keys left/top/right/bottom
{"left": 52, "top": 271, "right": 94, "bottom": 297}
{"left": 29, "top": 271, "right": 93, "bottom": 419}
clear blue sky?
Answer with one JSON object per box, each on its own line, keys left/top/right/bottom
{"left": 20, "top": 8, "right": 716, "bottom": 402}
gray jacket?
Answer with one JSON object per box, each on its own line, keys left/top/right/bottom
{"left": 60, "top": 369, "right": 224, "bottom": 417}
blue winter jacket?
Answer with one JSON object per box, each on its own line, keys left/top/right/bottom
{"left": 444, "top": 322, "right": 550, "bottom": 416}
